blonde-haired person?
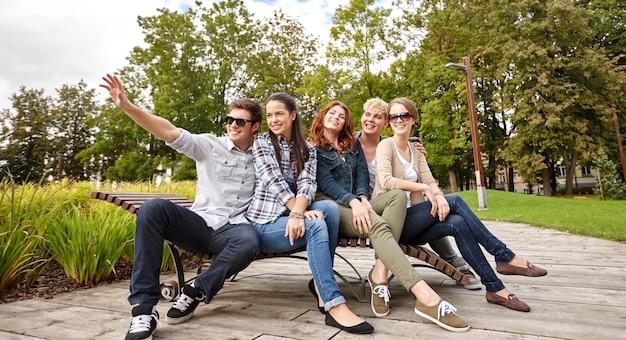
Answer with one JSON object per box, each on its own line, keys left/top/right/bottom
{"left": 356, "top": 98, "right": 482, "bottom": 299}
{"left": 374, "top": 97, "right": 547, "bottom": 313}
{"left": 310, "top": 100, "right": 470, "bottom": 332}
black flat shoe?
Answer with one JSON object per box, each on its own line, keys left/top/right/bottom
{"left": 308, "top": 279, "right": 326, "bottom": 314}
{"left": 325, "top": 313, "right": 374, "bottom": 334}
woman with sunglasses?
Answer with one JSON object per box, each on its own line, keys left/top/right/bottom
{"left": 310, "top": 100, "right": 470, "bottom": 332}
{"left": 356, "top": 98, "right": 482, "bottom": 294}
{"left": 374, "top": 97, "right": 547, "bottom": 313}
{"left": 246, "top": 93, "right": 373, "bottom": 334}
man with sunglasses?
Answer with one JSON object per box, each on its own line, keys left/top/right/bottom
{"left": 101, "top": 73, "right": 262, "bottom": 340}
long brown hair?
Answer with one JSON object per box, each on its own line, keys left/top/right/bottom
{"left": 266, "top": 92, "right": 309, "bottom": 180}
{"left": 308, "top": 100, "right": 356, "bottom": 153}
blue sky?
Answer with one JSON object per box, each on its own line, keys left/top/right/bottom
{"left": 0, "top": 0, "right": 354, "bottom": 110}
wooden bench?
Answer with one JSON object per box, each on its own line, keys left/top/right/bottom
{"left": 91, "top": 191, "right": 469, "bottom": 302}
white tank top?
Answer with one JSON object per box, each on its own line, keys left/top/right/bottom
{"left": 367, "top": 159, "right": 376, "bottom": 194}
{"left": 392, "top": 140, "right": 418, "bottom": 207}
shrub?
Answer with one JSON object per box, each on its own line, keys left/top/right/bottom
{"left": 0, "top": 177, "right": 56, "bottom": 291}
{"left": 47, "top": 204, "right": 135, "bottom": 285}
{"left": 595, "top": 150, "right": 626, "bottom": 200}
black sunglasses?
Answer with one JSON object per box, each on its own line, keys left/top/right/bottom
{"left": 389, "top": 112, "right": 412, "bottom": 122}
{"left": 226, "top": 116, "right": 256, "bottom": 127}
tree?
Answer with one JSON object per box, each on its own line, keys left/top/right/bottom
{"left": 246, "top": 9, "right": 319, "bottom": 130}
{"left": 595, "top": 149, "right": 626, "bottom": 199}
{"left": 498, "top": 0, "right": 625, "bottom": 195}
{"left": 77, "top": 96, "right": 154, "bottom": 182}
{"left": 584, "top": 0, "right": 626, "bottom": 170}
{"left": 51, "top": 81, "right": 99, "bottom": 181}
{"left": 390, "top": 0, "right": 492, "bottom": 191}
{"left": 584, "top": 0, "right": 626, "bottom": 66}
{"left": 0, "top": 87, "right": 53, "bottom": 182}
{"left": 327, "top": 0, "right": 400, "bottom": 108}
{"left": 85, "top": 0, "right": 264, "bottom": 181}
{"left": 247, "top": 9, "right": 318, "bottom": 101}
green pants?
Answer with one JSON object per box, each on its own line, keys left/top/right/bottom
{"left": 316, "top": 189, "right": 422, "bottom": 291}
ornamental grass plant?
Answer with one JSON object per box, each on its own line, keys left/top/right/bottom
{"left": 0, "top": 178, "right": 199, "bottom": 292}
{"left": 0, "top": 177, "right": 58, "bottom": 291}
{"left": 47, "top": 203, "right": 135, "bottom": 285}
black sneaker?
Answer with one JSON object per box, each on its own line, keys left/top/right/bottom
{"left": 125, "top": 304, "right": 159, "bottom": 340}
{"left": 166, "top": 284, "right": 205, "bottom": 324}
{"left": 451, "top": 258, "right": 482, "bottom": 290}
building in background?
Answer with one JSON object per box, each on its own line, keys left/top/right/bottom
{"left": 495, "top": 164, "right": 598, "bottom": 195}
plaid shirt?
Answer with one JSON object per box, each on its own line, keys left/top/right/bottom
{"left": 247, "top": 132, "right": 317, "bottom": 224}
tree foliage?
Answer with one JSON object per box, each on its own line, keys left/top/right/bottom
{"left": 497, "top": 0, "right": 624, "bottom": 195}
{"left": 52, "top": 81, "right": 98, "bottom": 181}
{"left": 595, "top": 149, "right": 626, "bottom": 199}
{"left": 327, "top": 0, "right": 400, "bottom": 121}
{"left": 2, "top": 0, "right": 625, "bottom": 189}
{"left": 0, "top": 87, "right": 53, "bottom": 182}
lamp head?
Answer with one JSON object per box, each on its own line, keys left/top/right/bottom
{"left": 445, "top": 62, "right": 467, "bottom": 72}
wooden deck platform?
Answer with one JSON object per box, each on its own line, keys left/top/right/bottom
{"left": 0, "top": 221, "right": 624, "bottom": 339}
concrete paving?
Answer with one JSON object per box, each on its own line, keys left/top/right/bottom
{"left": 1, "top": 221, "right": 625, "bottom": 339}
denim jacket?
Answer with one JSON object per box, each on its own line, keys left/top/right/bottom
{"left": 315, "top": 139, "right": 370, "bottom": 207}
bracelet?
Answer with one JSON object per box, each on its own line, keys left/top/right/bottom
{"left": 289, "top": 211, "right": 305, "bottom": 219}
{"left": 433, "top": 189, "right": 444, "bottom": 196}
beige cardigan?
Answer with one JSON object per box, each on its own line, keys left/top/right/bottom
{"left": 372, "top": 138, "right": 437, "bottom": 206}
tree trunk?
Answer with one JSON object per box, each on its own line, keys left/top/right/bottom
{"left": 561, "top": 147, "right": 578, "bottom": 195}
{"left": 447, "top": 129, "right": 458, "bottom": 192}
{"left": 448, "top": 168, "right": 458, "bottom": 192}
{"left": 507, "top": 167, "right": 515, "bottom": 192}
{"left": 542, "top": 168, "right": 552, "bottom": 196}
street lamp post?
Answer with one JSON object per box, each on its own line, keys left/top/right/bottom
{"left": 612, "top": 104, "right": 626, "bottom": 182}
{"left": 446, "top": 56, "right": 487, "bottom": 210}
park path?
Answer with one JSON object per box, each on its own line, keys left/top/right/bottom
{"left": 0, "top": 221, "right": 624, "bottom": 339}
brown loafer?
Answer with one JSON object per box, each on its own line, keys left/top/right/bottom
{"left": 496, "top": 262, "right": 547, "bottom": 277}
{"left": 486, "top": 292, "right": 530, "bottom": 312}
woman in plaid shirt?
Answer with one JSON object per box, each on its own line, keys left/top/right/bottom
{"left": 246, "top": 92, "right": 373, "bottom": 334}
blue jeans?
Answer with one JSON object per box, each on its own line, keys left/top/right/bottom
{"left": 129, "top": 198, "right": 260, "bottom": 306}
{"left": 251, "top": 200, "right": 342, "bottom": 312}
{"left": 400, "top": 195, "right": 516, "bottom": 292}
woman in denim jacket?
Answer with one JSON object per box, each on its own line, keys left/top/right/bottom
{"left": 309, "top": 100, "right": 469, "bottom": 332}
{"left": 247, "top": 93, "right": 373, "bottom": 334}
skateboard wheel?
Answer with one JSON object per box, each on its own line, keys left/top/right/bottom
{"left": 160, "top": 279, "right": 179, "bottom": 301}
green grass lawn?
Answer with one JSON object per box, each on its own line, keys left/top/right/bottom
{"left": 455, "top": 189, "right": 626, "bottom": 243}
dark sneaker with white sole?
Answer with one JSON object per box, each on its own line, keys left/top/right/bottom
{"left": 166, "top": 284, "right": 205, "bottom": 324}
{"left": 456, "top": 264, "right": 483, "bottom": 290}
{"left": 125, "top": 303, "right": 159, "bottom": 340}
{"left": 451, "top": 258, "right": 482, "bottom": 290}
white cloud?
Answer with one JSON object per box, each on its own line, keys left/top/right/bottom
{"left": 0, "top": 0, "right": 354, "bottom": 110}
